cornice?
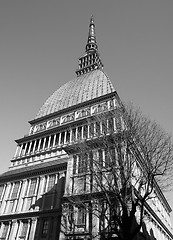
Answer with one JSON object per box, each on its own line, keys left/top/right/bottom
{"left": 145, "top": 201, "right": 173, "bottom": 238}
{"left": 0, "top": 209, "right": 61, "bottom": 221}
{"left": 29, "top": 91, "right": 117, "bottom": 125}
{"left": 0, "top": 160, "right": 67, "bottom": 183}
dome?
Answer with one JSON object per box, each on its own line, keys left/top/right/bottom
{"left": 36, "top": 69, "right": 115, "bottom": 119}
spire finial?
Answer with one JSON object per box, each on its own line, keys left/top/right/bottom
{"left": 86, "top": 15, "right": 98, "bottom": 52}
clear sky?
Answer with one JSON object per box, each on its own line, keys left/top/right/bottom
{"left": 1, "top": 0, "right": 173, "bottom": 220}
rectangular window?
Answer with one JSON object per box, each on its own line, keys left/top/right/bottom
{"left": 73, "top": 155, "right": 77, "bottom": 175}
{"left": 1, "top": 223, "right": 9, "bottom": 239}
{"left": 25, "top": 198, "right": 32, "bottom": 211}
{"left": 83, "top": 125, "right": 88, "bottom": 139}
{"left": 39, "top": 138, "right": 44, "bottom": 150}
{"left": 43, "top": 177, "right": 47, "bottom": 193}
{"left": 0, "top": 185, "right": 4, "bottom": 200}
{"left": 11, "top": 182, "right": 20, "bottom": 199}
{"left": 7, "top": 200, "right": 14, "bottom": 213}
{"left": 98, "top": 149, "right": 103, "bottom": 167}
{"left": 108, "top": 117, "right": 114, "bottom": 132}
{"left": 110, "top": 147, "right": 116, "bottom": 163}
{"left": 104, "top": 148, "right": 116, "bottom": 167}
{"left": 47, "top": 175, "right": 55, "bottom": 192}
{"left": 30, "top": 141, "right": 35, "bottom": 153}
{"left": 104, "top": 148, "right": 110, "bottom": 167}
{"left": 24, "top": 180, "right": 29, "bottom": 196}
{"left": 60, "top": 132, "right": 65, "bottom": 145}
{"left": 28, "top": 179, "right": 37, "bottom": 196}
{"left": 78, "top": 154, "right": 87, "bottom": 174}
{"left": 77, "top": 126, "right": 82, "bottom": 140}
{"left": 116, "top": 116, "right": 122, "bottom": 131}
{"left": 77, "top": 207, "right": 86, "bottom": 226}
{"left": 20, "top": 221, "right": 28, "bottom": 238}
{"left": 72, "top": 128, "right": 76, "bottom": 142}
{"left": 89, "top": 123, "right": 94, "bottom": 138}
{"left": 44, "top": 136, "right": 49, "bottom": 149}
{"left": 49, "top": 135, "right": 54, "bottom": 147}
{"left": 66, "top": 130, "right": 70, "bottom": 143}
{"left": 95, "top": 122, "right": 100, "bottom": 135}
{"left": 34, "top": 139, "right": 39, "bottom": 151}
{"left": 42, "top": 219, "right": 49, "bottom": 236}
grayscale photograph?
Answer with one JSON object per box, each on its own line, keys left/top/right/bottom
{"left": 0, "top": 1, "right": 173, "bottom": 240}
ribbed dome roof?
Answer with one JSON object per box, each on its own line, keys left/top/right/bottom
{"left": 36, "top": 69, "right": 115, "bottom": 119}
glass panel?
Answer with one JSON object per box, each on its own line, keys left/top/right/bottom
{"left": 28, "top": 179, "right": 37, "bottom": 196}
{"left": 47, "top": 175, "right": 55, "bottom": 192}
{"left": 1, "top": 223, "right": 9, "bottom": 239}
{"left": 73, "top": 155, "right": 77, "bottom": 175}
{"left": 42, "top": 219, "right": 49, "bottom": 236}
{"left": 0, "top": 185, "right": 4, "bottom": 199}
{"left": 11, "top": 182, "right": 20, "bottom": 199}
{"left": 78, "top": 154, "right": 87, "bottom": 174}
{"left": 8, "top": 201, "right": 14, "bottom": 213}
{"left": 20, "top": 222, "right": 28, "bottom": 238}
{"left": 77, "top": 207, "right": 86, "bottom": 226}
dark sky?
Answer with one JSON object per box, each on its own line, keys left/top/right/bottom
{"left": 1, "top": 0, "right": 173, "bottom": 222}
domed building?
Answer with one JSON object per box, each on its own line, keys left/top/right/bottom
{"left": 0, "top": 17, "right": 172, "bottom": 240}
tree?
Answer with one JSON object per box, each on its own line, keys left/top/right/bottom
{"left": 62, "top": 103, "right": 173, "bottom": 240}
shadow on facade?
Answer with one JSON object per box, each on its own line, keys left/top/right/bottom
{"left": 136, "top": 222, "right": 157, "bottom": 240}
{"left": 29, "top": 176, "right": 65, "bottom": 240}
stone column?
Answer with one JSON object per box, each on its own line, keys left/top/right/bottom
{"left": 19, "top": 144, "right": 23, "bottom": 157}
{"left": 53, "top": 134, "right": 56, "bottom": 147}
{"left": 15, "top": 220, "right": 21, "bottom": 239}
{"left": 6, "top": 221, "right": 12, "bottom": 240}
{"left": 75, "top": 127, "right": 78, "bottom": 141}
{"left": 1, "top": 183, "right": 11, "bottom": 214}
{"left": 0, "top": 222, "right": 4, "bottom": 237}
{"left": 88, "top": 124, "right": 90, "bottom": 139}
{"left": 8, "top": 220, "right": 19, "bottom": 240}
{"left": 32, "top": 177, "right": 40, "bottom": 207}
{"left": 48, "top": 135, "right": 51, "bottom": 149}
{"left": 37, "top": 138, "right": 41, "bottom": 152}
{"left": 28, "top": 218, "right": 37, "bottom": 240}
{"left": 17, "top": 180, "right": 27, "bottom": 212}
{"left": 76, "top": 155, "right": 79, "bottom": 174}
{"left": 81, "top": 126, "right": 84, "bottom": 139}
{"left": 64, "top": 131, "right": 67, "bottom": 144}
{"left": 113, "top": 117, "right": 116, "bottom": 132}
{"left": 42, "top": 137, "right": 46, "bottom": 150}
{"left": 35, "top": 176, "right": 44, "bottom": 211}
{"left": 33, "top": 140, "right": 37, "bottom": 153}
{"left": 70, "top": 129, "right": 73, "bottom": 143}
{"left": 23, "top": 142, "right": 28, "bottom": 155}
{"left": 58, "top": 132, "right": 62, "bottom": 146}
{"left": 92, "top": 200, "right": 99, "bottom": 240}
{"left": 28, "top": 141, "right": 32, "bottom": 155}
{"left": 13, "top": 180, "right": 23, "bottom": 213}
{"left": 14, "top": 145, "right": 20, "bottom": 158}
{"left": 94, "top": 122, "right": 96, "bottom": 137}
{"left": 0, "top": 184, "right": 6, "bottom": 202}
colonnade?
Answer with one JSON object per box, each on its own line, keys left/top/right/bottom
{"left": 14, "top": 117, "right": 118, "bottom": 160}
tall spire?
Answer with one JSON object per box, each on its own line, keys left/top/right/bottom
{"left": 76, "top": 16, "right": 103, "bottom": 76}
{"left": 86, "top": 16, "right": 98, "bottom": 52}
